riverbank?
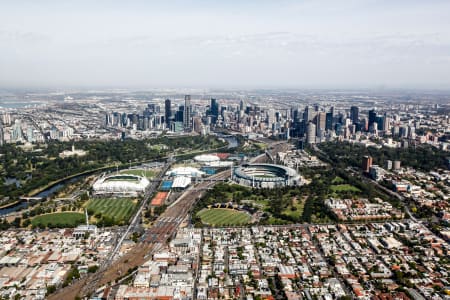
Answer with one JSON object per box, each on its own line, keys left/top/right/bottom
{"left": 0, "top": 200, "right": 21, "bottom": 210}
{"left": 1, "top": 141, "right": 233, "bottom": 217}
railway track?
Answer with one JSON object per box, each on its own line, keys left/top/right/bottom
{"left": 49, "top": 169, "right": 231, "bottom": 300}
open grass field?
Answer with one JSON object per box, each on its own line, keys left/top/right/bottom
{"left": 197, "top": 208, "right": 251, "bottom": 226}
{"left": 330, "top": 184, "right": 361, "bottom": 193}
{"left": 282, "top": 200, "right": 305, "bottom": 219}
{"left": 331, "top": 176, "right": 345, "bottom": 184}
{"left": 32, "top": 212, "right": 85, "bottom": 228}
{"left": 86, "top": 198, "right": 137, "bottom": 223}
{"left": 120, "top": 169, "right": 157, "bottom": 178}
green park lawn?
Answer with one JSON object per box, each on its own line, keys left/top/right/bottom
{"left": 32, "top": 212, "right": 85, "bottom": 228}
{"left": 120, "top": 169, "right": 157, "bottom": 178}
{"left": 330, "top": 184, "right": 361, "bottom": 193}
{"left": 86, "top": 198, "right": 137, "bottom": 223}
{"left": 197, "top": 208, "right": 251, "bottom": 226}
{"left": 282, "top": 200, "right": 305, "bottom": 219}
{"left": 331, "top": 176, "right": 345, "bottom": 184}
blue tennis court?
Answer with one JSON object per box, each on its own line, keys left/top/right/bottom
{"left": 161, "top": 180, "right": 173, "bottom": 190}
{"left": 201, "top": 167, "right": 216, "bottom": 175}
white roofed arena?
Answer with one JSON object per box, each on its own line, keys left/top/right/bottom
{"left": 194, "top": 154, "right": 220, "bottom": 163}
{"left": 92, "top": 174, "right": 150, "bottom": 197}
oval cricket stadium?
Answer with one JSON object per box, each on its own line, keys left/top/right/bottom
{"left": 232, "top": 163, "right": 302, "bottom": 188}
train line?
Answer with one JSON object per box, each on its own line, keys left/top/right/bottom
{"left": 49, "top": 167, "right": 231, "bottom": 300}
{"left": 49, "top": 147, "right": 270, "bottom": 300}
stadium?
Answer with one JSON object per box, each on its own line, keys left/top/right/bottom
{"left": 194, "top": 154, "right": 220, "bottom": 163}
{"left": 232, "top": 163, "right": 302, "bottom": 188}
{"left": 92, "top": 173, "right": 150, "bottom": 196}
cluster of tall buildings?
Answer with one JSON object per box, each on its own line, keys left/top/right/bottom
{"left": 2, "top": 93, "right": 448, "bottom": 147}
{"left": 102, "top": 97, "right": 445, "bottom": 147}
{"left": 105, "top": 95, "right": 200, "bottom": 133}
{"left": 1, "top": 114, "right": 43, "bottom": 144}
{"left": 105, "top": 95, "right": 227, "bottom": 135}
{"left": 293, "top": 105, "right": 397, "bottom": 145}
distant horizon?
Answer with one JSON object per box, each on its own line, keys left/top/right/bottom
{"left": 2, "top": 85, "right": 450, "bottom": 94}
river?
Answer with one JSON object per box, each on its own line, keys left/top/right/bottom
{"left": 217, "top": 134, "right": 238, "bottom": 149}
{"left": 0, "top": 175, "right": 84, "bottom": 216}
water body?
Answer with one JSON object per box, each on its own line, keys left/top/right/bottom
{"left": 4, "top": 177, "right": 22, "bottom": 188}
{"left": 0, "top": 101, "right": 35, "bottom": 109}
{"left": 0, "top": 201, "right": 29, "bottom": 215}
{"left": 0, "top": 175, "right": 84, "bottom": 216}
{"left": 217, "top": 135, "right": 238, "bottom": 149}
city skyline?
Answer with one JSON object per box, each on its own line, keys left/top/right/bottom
{"left": 1, "top": 0, "right": 450, "bottom": 90}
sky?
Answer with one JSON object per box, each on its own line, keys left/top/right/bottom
{"left": 1, "top": 0, "right": 450, "bottom": 90}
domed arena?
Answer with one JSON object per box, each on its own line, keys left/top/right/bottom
{"left": 92, "top": 174, "right": 150, "bottom": 196}
{"left": 232, "top": 163, "right": 302, "bottom": 188}
{"left": 194, "top": 154, "right": 220, "bottom": 163}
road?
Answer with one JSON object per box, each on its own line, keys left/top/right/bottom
{"left": 49, "top": 149, "right": 269, "bottom": 300}
{"left": 49, "top": 164, "right": 233, "bottom": 300}
{"left": 102, "top": 162, "right": 171, "bottom": 267}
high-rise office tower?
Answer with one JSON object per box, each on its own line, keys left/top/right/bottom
{"left": 350, "top": 106, "right": 359, "bottom": 125}
{"left": 362, "top": 156, "right": 373, "bottom": 173}
{"left": 368, "top": 109, "right": 377, "bottom": 130}
{"left": 148, "top": 103, "right": 160, "bottom": 114}
{"left": 329, "top": 106, "right": 335, "bottom": 117}
{"left": 292, "top": 107, "right": 300, "bottom": 123}
{"left": 0, "top": 122, "right": 4, "bottom": 146}
{"left": 12, "top": 119, "right": 24, "bottom": 141}
{"left": 239, "top": 100, "right": 244, "bottom": 111}
{"left": 325, "top": 112, "right": 333, "bottom": 131}
{"left": 183, "top": 95, "right": 192, "bottom": 131}
{"left": 303, "top": 106, "right": 315, "bottom": 122}
{"left": 165, "top": 99, "right": 171, "bottom": 126}
{"left": 383, "top": 116, "right": 391, "bottom": 132}
{"left": 210, "top": 98, "right": 219, "bottom": 123}
{"left": 306, "top": 122, "right": 316, "bottom": 144}
{"left": 316, "top": 112, "right": 326, "bottom": 136}
{"left": 27, "top": 126, "right": 34, "bottom": 143}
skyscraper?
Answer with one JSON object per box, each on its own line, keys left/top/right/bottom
{"left": 239, "top": 100, "right": 244, "bottom": 111}
{"left": 210, "top": 98, "right": 219, "bottom": 124}
{"left": 368, "top": 109, "right": 377, "bottom": 130}
{"left": 350, "top": 106, "right": 359, "bottom": 125}
{"left": 325, "top": 112, "right": 333, "bottom": 131}
{"left": 165, "top": 99, "right": 171, "bottom": 127}
{"left": 0, "top": 121, "right": 4, "bottom": 146}
{"left": 316, "top": 112, "right": 326, "bottom": 136}
{"left": 12, "top": 119, "right": 24, "bottom": 142}
{"left": 362, "top": 156, "right": 373, "bottom": 173}
{"left": 306, "top": 122, "right": 316, "bottom": 144}
{"left": 303, "top": 106, "right": 315, "bottom": 122}
{"left": 183, "top": 95, "right": 192, "bottom": 131}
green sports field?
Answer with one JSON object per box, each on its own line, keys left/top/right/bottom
{"left": 86, "top": 198, "right": 137, "bottom": 223}
{"left": 32, "top": 212, "right": 85, "bottom": 228}
{"left": 120, "top": 169, "right": 157, "bottom": 178}
{"left": 197, "top": 208, "right": 251, "bottom": 226}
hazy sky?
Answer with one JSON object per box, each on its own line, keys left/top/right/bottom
{"left": 1, "top": 0, "right": 450, "bottom": 89}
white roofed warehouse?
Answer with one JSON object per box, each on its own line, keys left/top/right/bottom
{"left": 165, "top": 167, "right": 205, "bottom": 178}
